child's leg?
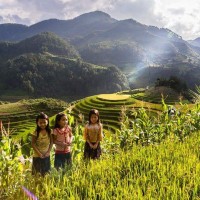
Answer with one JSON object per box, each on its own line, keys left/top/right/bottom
{"left": 54, "top": 154, "right": 64, "bottom": 170}
{"left": 83, "top": 142, "right": 91, "bottom": 159}
{"left": 41, "top": 156, "right": 51, "bottom": 176}
{"left": 32, "top": 157, "right": 42, "bottom": 175}
{"left": 64, "top": 152, "right": 72, "bottom": 165}
{"left": 92, "top": 143, "right": 102, "bottom": 159}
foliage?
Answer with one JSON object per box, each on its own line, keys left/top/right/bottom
{"left": 155, "top": 76, "right": 188, "bottom": 93}
{"left": 0, "top": 122, "right": 24, "bottom": 198}
{"left": 189, "top": 85, "right": 200, "bottom": 103}
{"left": 1, "top": 96, "right": 200, "bottom": 199}
{"left": 22, "top": 98, "right": 68, "bottom": 111}
{"left": 1, "top": 11, "right": 200, "bottom": 92}
{"left": 0, "top": 32, "right": 80, "bottom": 60}
{"left": 79, "top": 41, "right": 144, "bottom": 67}
{"left": 117, "top": 99, "right": 199, "bottom": 150}
{"left": 1, "top": 125, "right": 200, "bottom": 199}
{"left": 0, "top": 53, "right": 129, "bottom": 99}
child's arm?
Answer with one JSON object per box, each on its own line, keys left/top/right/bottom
{"left": 94, "top": 124, "right": 103, "bottom": 149}
{"left": 84, "top": 125, "right": 94, "bottom": 148}
{"left": 53, "top": 134, "right": 68, "bottom": 148}
{"left": 31, "top": 135, "right": 44, "bottom": 158}
{"left": 66, "top": 127, "right": 73, "bottom": 145}
{"left": 44, "top": 133, "right": 53, "bottom": 157}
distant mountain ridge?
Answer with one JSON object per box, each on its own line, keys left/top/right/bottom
{"left": 0, "top": 11, "right": 198, "bottom": 63}
{"left": 0, "top": 11, "right": 197, "bottom": 62}
{"left": 0, "top": 11, "right": 117, "bottom": 41}
{"left": 188, "top": 37, "right": 200, "bottom": 48}
{"left": 0, "top": 10, "right": 200, "bottom": 91}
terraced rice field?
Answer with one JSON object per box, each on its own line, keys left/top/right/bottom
{"left": 0, "top": 102, "right": 36, "bottom": 139}
{"left": 131, "top": 87, "right": 190, "bottom": 104}
{"left": 0, "top": 99, "right": 67, "bottom": 140}
{"left": 68, "top": 87, "right": 192, "bottom": 135}
{"left": 69, "top": 91, "right": 162, "bottom": 134}
{"left": 0, "top": 87, "right": 189, "bottom": 138}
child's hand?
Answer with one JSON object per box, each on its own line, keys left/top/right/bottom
{"left": 63, "top": 143, "right": 69, "bottom": 148}
{"left": 89, "top": 143, "right": 94, "bottom": 149}
{"left": 66, "top": 142, "right": 71, "bottom": 146}
{"left": 44, "top": 151, "right": 50, "bottom": 157}
{"left": 39, "top": 153, "right": 44, "bottom": 158}
{"left": 93, "top": 143, "right": 98, "bottom": 149}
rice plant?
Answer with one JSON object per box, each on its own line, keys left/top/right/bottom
{"left": 1, "top": 95, "right": 200, "bottom": 199}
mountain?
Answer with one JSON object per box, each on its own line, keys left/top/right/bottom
{"left": 0, "top": 23, "right": 28, "bottom": 41}
{"left": 188, "top": 37, "right": 200, "bottom": 47}
{"left": 0, "top": 11, "right": 117, "bottom": 41}
{"left": 0, "top": 11, "right": 200, "bottom": 90}
{"left": 0, "top": 32, "right": 80, "bottom": 61}
{"left": 0, "top": 32, "right": 129, "bottom": 101}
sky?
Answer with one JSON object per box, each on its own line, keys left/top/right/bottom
{"left": 0, "top": 0, "right": 199, "bottom": 40}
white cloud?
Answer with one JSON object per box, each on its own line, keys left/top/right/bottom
{"left": 154, "top": 0, "right": 200, "bottom": 39}
{"left": 0, "top": 0, "right": 199, "bottom": 40}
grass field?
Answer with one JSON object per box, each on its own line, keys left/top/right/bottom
{"left": 1, "top": 128, "right": 200, "bottom": 199}
{"left": 68, "top": 87, "right": 192, "bottom": 135}
{"left": 0, "top": 87, "right": 193, "bottom": 139}
{"left": 1, "top": 87, "right": 200, "bottom": 199}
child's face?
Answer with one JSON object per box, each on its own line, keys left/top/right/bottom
{"left": 37, "top": 118, "right": 48, "bottom": 129}
{"left": 58, "top": 115, "right": 68, "bottom": 128}
{"left": 90, "top": 114, "right": 98, "bottom": 124}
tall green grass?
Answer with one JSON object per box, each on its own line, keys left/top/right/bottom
{"left": 1, "top": 100, "right": 200, "bottom": 199}
{"left": 1, "top": 133, "right": 200, "bottom": 199}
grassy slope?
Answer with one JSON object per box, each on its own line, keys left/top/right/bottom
{"left": 69, "top": 87, "right": 193, "bottom": 135}
{"left": 1, "top": 88, "right": 199, "bottom": 199}
{"left": 0, "top": 98, "right": 67, "bottom": 139}
{"left": 8, "top": 132, "right": 200, "bottom": 199}
{"left": 0, "top": 87, "right": 193, "bottom": 138}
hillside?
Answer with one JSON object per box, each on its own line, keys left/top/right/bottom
{"left": 188, "top": 37, "right": 200, "bottom": 47}
{"left": 66, "top": 87, "right": 191, "bottom": 134}
{"left": 0, "top": 87, "right": 192, "bottom": 139}
{"left": 0, "top": 32, "right": 80, "bottom": 61}
{"left": 0, "top": 11, "right": 200, "bottom": 89}
{"left": 0, "top": 98, "right": 67, "bottom": 140}
{"left": 0, "top": 33, "right": 129, "bottom": 100}
{"left": 1, "top": 88, "right": 199, "bottom": 199}
{"left": 1, "top": 100, "right": 200, "bottom": 199}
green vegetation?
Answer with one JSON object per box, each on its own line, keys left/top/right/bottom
{"left": 132, "top": 86, "right": 190, "bottom": 104}
{"left": 0, "top": 32, "right": 80, "bottom": 60}
{"left": 190, "top": 85, "right": 200, "bottom": 103}
{"left": 0, "top": 32, "right": 129, "bottom": 101}
{"left": 0, "top": 98, "right": 67, "bottom": 141}
{"left": 69, "top": 94, "right": 135, "bottom": 134}
{"left": 0, "top": 93, "right": 200, "bottom": 199}
{"left": 68, "top": 88, "right": 192, "bottom": 135}
{"left": 79, "top": 41, "right": 143, "bottom": 68}
{"left": 155, "top": 76, "right": 188, "bottom": 93}
{"left": 1, "top": 11, "right": 200, "bottom": 93}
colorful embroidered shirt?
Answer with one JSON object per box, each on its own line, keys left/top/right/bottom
{"left": 52, "top": 126, "right": 72, "bottom": 153}
{"left": 84, "top": 123, "right": 103, "bottom": 143}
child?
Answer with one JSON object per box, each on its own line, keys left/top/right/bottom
{"left": 84, "top": 109, "right": 103, "bottom": 160}
{"left": 52, "top": 113, "right": 73, "bottom": 169}
{"left": 31, "top": 112, "right": 53, "bottom": 176}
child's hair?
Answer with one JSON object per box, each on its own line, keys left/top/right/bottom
{"left": 88, "top": 109, "right": 100, "bottom": 124}
{"left": 35, "top": 112, "right": 51, "bottom": 138}
{"left": 54, "top": 113, "right": 68, "bottom": 129}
